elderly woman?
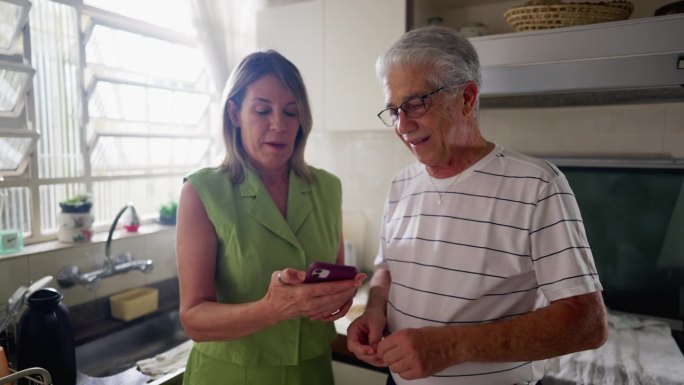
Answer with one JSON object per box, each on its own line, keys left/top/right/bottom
{"left": 177, "top": 50, "right": 364, "bottom": 384}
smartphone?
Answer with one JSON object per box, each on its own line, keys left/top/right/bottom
{"left": 304, "top": 262, "right": 357, "bottom": 283}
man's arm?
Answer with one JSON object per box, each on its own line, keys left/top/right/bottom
{"left": 377, "top": 291, "right": 608, "bottom": 380}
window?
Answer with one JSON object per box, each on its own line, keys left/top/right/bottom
{"left": 0, "top": 0, "right": 217, "bottom": 243}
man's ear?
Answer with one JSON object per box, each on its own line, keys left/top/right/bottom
{"left": 226, "top": 100, "right": 240, "bottom": 127}
{"left": 461, "top": 81, "right": 479, "bottom": 116}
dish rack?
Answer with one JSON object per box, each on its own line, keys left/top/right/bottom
{"left": 504, "top": 0, "right": 634, "bottom": 31}
{"left": 0, "top": 367, "right": 52, "bottom": 385}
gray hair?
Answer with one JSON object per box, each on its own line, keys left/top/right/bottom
{"left": 219, "top": 49, "right": 313, "bottom": 184}
{"left": 376, "top": 26, "right": 482, "bottom": 99}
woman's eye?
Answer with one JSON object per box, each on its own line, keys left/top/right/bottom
{"left": 255, "top": 109, "right": 270, "bottom": 116}
{"left": 284, "top": 110, "right": 298, "bottom": 117}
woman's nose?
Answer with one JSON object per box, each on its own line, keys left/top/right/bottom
{"left": 269, "top": 114, "right": 286, "bottom": 131}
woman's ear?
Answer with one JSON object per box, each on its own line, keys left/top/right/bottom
{"left": 461, "top": 81, "right": 479, "bottom": 116}
{"left": 226, "top": 100, "right": 240, "bottom": 127}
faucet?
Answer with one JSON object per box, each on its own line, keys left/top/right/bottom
{"left": 57, "top": 203, "right": 154, "bottom": 291}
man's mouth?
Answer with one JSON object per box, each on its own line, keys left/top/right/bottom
{"left": 408, "top": 136, "right": 429, "bottom": 147}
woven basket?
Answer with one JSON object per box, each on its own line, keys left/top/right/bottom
{"left": 504, "top": 1, "right": 634, "bottom": 31}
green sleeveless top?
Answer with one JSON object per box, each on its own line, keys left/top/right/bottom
{"left": 185, "top": 166, "right": 342, "bottom": 366}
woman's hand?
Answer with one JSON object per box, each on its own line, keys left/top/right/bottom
{"left": 264, "top": 268, "right": 365, "bottom": 322}
{"left": 311, "top": 272, "right": 367, "bottom": 321}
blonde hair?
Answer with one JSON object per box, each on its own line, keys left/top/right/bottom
{"left": 219, "top": 50, "right": 313, "bottom": 183}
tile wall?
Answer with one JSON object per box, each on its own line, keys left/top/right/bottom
{"left": 0, "top": 226, "right": 177, "bottom": 314}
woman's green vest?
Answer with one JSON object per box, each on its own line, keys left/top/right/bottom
{"left": 185, "top": 166, "right": 342, "bottom": 365}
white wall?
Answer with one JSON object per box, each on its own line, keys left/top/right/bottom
{"left": 306, "top": 101, "right": 684, "bottom": 271}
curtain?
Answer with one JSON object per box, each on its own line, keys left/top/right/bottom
{"left": 189, "top": 0, "right": 268, "bottom": 94}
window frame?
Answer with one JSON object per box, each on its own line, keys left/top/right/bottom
{"left": 0, "top": 0, "right": 216, "bottom": 244}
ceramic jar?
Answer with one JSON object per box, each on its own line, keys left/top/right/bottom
{"left": 57, "top": 211, "right": 94, "bottom": 243}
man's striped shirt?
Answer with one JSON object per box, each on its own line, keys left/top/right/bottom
{"left": 376, "top": 145, "right": 602, "bottom": 385}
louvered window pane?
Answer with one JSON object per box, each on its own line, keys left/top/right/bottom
{"left": 0, "top": 134, "right": 34, "bottom": 174}
{"left": 0, "top": 0, "right": 31, "bottom": 52}
{"left": 90, "top": 136, "right": 211, "bottom": 175}
{"left": 83, "top": 0, "right": 195, "bottom": 35}
{"left": 30, "top": 0, "right": 84, "bottom": 179}
{"left": 86, "top": 25, "right": 203, "bottom": 83}
{"left": 92, "top": 176, "right": 182, "bottom": 227}
{"left": 0, "top": 187, "right": 31, "bottom": 234}
{"left": 88, "top": 114, "right": 210, "bottom": 136}
{"left": 0, "top": 61, "right": 34, "bottom": 117}
{"left": 39, "top": 183, "right": 87, "bottom": 233}
{"left": 88, "top": 80, "right": 210, "bottom": 125}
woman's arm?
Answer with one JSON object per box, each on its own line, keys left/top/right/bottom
{"left": 177, "top": 182, "right": 278, "bottom": 341}
{"left": 176, "top": 182, "right": 360, "bottom": 341}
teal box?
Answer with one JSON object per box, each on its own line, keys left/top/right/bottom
{"left": 0, "top": 229, "right": 24, "bottom": 254}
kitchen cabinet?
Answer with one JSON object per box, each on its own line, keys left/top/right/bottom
{"left": 409, "top": 0, "right": 684, "bottom": 107}
{"left": 408, "top": 0, "right": 679, "bottom": 34}
{"left": 257, "top": 0, "right": 405, "bottom": 131}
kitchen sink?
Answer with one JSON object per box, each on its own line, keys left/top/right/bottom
{"left": 76, "top": 309, "right": 188, "bottom": 377}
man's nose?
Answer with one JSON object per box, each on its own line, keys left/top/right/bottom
{"left": 395, "top": 111, "right": 416, "bottom": 135}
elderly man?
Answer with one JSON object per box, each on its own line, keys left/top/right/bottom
{"left": 346, "top": 26, "right": 608, "bottom": 385}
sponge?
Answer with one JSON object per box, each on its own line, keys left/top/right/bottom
{"left": 109, "top": 287, "right": 159, "bottom": 321}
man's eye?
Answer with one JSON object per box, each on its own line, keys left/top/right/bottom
{"left": 402, "top": 99, "right": 423, "bottom": 111}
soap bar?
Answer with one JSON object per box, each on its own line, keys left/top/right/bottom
{"left": 0, "top": 229, "right": 24, "bottom": 254}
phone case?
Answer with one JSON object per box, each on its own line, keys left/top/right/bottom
{"left": 304, "top": 262, "right": 357, "bottom": 283}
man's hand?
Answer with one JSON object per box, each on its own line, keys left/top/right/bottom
{"left": 377, "top": 327, "right": 458, "bottom": 380}
{"left": 346, "top": 311, "right": 388, "bottom": 367}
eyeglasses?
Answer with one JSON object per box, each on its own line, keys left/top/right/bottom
{"left": 377, "top": 86, "right": 447, "bottom": 127}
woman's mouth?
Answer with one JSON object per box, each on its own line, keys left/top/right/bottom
{"left": 265, "top": 141, "right": 287, "bottom": 150}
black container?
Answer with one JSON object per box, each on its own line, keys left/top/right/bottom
{"left": 16, "top": 288, "right": 76, "bottom": 385}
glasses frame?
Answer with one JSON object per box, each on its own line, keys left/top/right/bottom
{"left": 377, "top": 86, "right": 448, "bottom": 127}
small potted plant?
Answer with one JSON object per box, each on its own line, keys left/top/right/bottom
{"left": 57, "top": 193, "right": 94, "bottom": 243}
{"left": 159, "top": 201, "right": 177, "bottom": 225}
{"left": 59, "top": 194, "right": 92, "bottom": 213}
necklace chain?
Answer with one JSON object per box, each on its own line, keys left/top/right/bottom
{"left": 428, "top": 173, "right": 461, "bottom": 206}
{"left": 427, "top": 143, "right": 491, "bottom": 206}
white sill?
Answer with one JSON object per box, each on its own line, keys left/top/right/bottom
{"left": 0, "top": 223, "right": 176, "bottom": 261}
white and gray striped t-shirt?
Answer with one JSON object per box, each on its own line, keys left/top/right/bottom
{"left": 376, "top": 145, "right": 602, "bottom": 385}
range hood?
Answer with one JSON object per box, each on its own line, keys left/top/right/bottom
{"left": 471, "top": 14, "right": 684, "bottom": 108}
